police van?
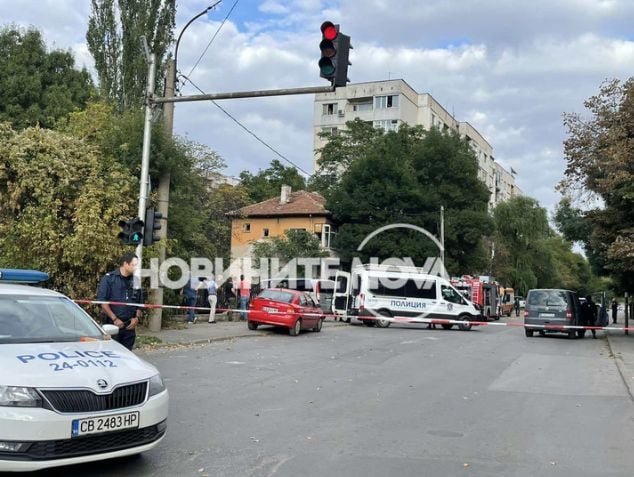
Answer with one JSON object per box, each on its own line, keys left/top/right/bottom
{"left": 333, "top": 264, "right": 480, "bottom": 330}
{"left": 0, "top": 269, "right": 169, "bottom": 472}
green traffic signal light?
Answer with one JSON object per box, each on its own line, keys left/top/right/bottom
{"left": 118, "top": 218, "right": 144, "bottom": 245}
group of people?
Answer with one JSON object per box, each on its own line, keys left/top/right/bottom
{"left": 181, "top": 274, "right": 252, "bottom": 324}
{"left": 96, "top": 252, "right": 256, "bottom": 350}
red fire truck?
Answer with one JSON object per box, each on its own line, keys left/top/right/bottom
{"left": 450, "top": 275, "right": 500, "bottom": 321}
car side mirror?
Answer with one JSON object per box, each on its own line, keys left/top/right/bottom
{"left": 102, "top": 324, "right": 119, "bottom": 336}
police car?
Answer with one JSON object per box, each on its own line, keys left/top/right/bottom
{"left": 0, "top": 269, "right": 168, "bottom": 472}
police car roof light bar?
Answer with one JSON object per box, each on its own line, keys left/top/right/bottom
{"left": 0, "top": 269, "right": 49, "bottom": 283}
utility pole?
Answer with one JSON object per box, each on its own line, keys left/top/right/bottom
{"left": 440, "top": 206, "right": 445, "bottom": 267}
{"left": 134, "top": 47, "right": 156, "bottom": 287}
{"left": 147, "top": 57, "right": 174, "bottom": 332}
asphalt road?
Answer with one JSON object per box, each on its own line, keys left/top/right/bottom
{"left": 32, "top": 321, "right": 634, "bottom": 477}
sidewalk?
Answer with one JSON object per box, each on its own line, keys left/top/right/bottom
{"left": 136, "top": 315, "right": 346, "bottom": 349}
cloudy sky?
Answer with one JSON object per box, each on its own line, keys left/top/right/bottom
{"left": 2, "top": 0, "right": 634, "bottom": 213}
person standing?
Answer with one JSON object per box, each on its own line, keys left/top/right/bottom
{"left": 514, "top": 297, "right": 520, "bottom": 317}
{"left": 97, "top": 252, "right": 143, "bottom": 350}
{"left": 181, "top": 278, "right": 197, "bottom": 323}
{"left": 207, "top": 275, "right": 220, "bottom": 323}
{"left": 581, "top": 295, "right": 598, "bottom": 339}
{"left": 238, "top": 274, "right": 250, "bottom": 321}
{"left": 612, "top": 299, "right": 619, "bottom": 324}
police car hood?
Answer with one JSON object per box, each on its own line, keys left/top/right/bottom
{"left": 1, "top": 340, "right": 158, "bottom": 390}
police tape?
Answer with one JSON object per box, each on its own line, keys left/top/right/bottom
{"left": 73, "top": 299, "right": 634, "bottom": 332}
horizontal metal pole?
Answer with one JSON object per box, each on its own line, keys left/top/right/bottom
{"left": 152, "top": 85, "right": 335, "bottom": 104}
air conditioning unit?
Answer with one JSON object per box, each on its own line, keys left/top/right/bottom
{"left": 337, "top": 109, "right": 345, "bottom": 117}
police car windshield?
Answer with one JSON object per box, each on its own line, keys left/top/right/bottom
{"left": 0, "top": 296, "right": 103, "bottom": 344}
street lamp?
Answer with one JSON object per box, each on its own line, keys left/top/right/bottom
{"left": 174, "top": 2, "right": 221, "bottom": 79}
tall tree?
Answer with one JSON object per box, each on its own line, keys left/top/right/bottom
{"left": 87, "top": 0, "right": 175, "bottom": 109}
{"left": 326, "top": 125, "right": 492, "bottom": 274}
{"left": 492, "top": 196, "right": 550, "bottom": 294}
{"left": 0, "top": 123, "right": 136, "bottom": 298}
{"left": 0, "top": 27, "right": 94, "bottom": 130}
{"left": 239, "top": 159, "right": 307, "bottom": 204}
{"left": 560, "top": 78, "right": 634, "bottom": 290}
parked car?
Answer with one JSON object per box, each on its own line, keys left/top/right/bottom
{"left": 258, "top": 278, "right": 335, "bottom": 313}
{"left": 524, "top": 289, "right": 582, "bottom": 339}
{"left": 0, "top": 269, "right": 168, "bottom": 473}
{"left": 248, "top": 288, "right": 325, "bottom": 336}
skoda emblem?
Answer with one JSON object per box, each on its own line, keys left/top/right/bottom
{"left": 97, "top": 379, "right": 109, "bottom": 390}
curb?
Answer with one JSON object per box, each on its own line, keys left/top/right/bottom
{"left": 606, "top": 334, "right": 634, "bottom": 402}
{"left": 135, "top": 331, "right": 263, "bottom": 350}
{"left": 135, "top": 321, "right": 349, "bottom": 351}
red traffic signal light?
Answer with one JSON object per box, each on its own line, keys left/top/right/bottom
{"left": 321, "top": 21, "right": 337, "bottom": 41}
{"left": 319, "top": 21, "right": 351, "bottom": 88}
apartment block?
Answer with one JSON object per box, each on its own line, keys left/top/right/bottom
{"left": 313, "top": 79, "right": 520, "bottom": 208}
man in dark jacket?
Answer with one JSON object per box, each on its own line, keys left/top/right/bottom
{"left": 580, "top": 295, "right": 598, "bottom": 339}
{"left": 97, "top": 252, "right": 143, "bottom": 350}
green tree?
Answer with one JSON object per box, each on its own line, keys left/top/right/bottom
{"left": 0, "top": 123, "right": 136, "bottom": 298}
{"left": 492, "top": 196, "right": 550, "bottom": 294}
{"left": 60, "top": 102, "right": 244, "bottom": 262}
{"left": 561, "top": 78, "right": 634, "bottom": 290}
{"left": 326, "top": 126, "right": 492, "bottom": 274}
{"left": 309, "top": 118, "right": 383, "bottom": 200}
{"left": 0, "top": 27, "right": 94, "bottom": 130}
{"left": 239, "top": 159, "right": 307, "bottom": 204}
{"left": 87, "top": 0, "right": 175, "bottom": 109}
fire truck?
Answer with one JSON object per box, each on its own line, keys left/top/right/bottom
{"left": 450, "top": 275, "right": 500, "bottom": 321}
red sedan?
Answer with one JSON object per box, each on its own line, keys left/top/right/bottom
{"left": 248, "top": 288, "right": 325, "bottom": 336}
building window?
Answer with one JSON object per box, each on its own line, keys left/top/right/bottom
{"left": 243, "top": 223, "right": 251, "bottom": 233}
{"left": 262, "top": 228, "right": 269, "bottom": 237}
{"left": 352, "top": 100, "right": 373, "bottom": 112}
{"left": 375, "top": 95, "right": 399, "bottom": 109}
{"left": 321, "top": 127, "right": 338, "bottom": 136}
{"left": 373, "top": 119, "right": 399, "bottom": 132}
{"left": 287, "top": 228, "right": 307, "bottom": 232}
{"left": 322, "top": 103, "right": 337, "bottom": 115}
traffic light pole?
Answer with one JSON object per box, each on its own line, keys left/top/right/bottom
{"left": 152, "top": 85, "right": 334, "bottom": 105}
{"left": 134, "top": 52, "right": 157, "bottom": 285}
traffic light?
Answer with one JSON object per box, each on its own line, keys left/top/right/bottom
{"left": 118, "top": 218, "right": 144, "bottom": 245}
{"left": 143, "top": 207, "right": 163, "bottom": 246}
{"left": 318, "top": 21, "right": 351, "bottom": 88}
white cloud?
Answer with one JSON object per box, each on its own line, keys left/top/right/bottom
{"left": 2, "top": 0, "right": 634, "bottom": 214}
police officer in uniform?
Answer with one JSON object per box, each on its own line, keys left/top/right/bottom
{"left": 97, "top": 252, "right": 143, "bottom": 350}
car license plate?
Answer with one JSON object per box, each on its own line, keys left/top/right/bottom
{"left": 263, "top": 306, "right": 278, "bottom": 313}
{"left": 72, "top": 411, "right": 139, "bottom": 437}
{"left": 539, "top": 313, "right": 555, "bottom": 318}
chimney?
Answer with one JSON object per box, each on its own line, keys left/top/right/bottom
{"left": 280, "top": 185, "right": 291, "bottom": 204}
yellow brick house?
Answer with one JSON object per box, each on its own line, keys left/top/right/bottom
{"left": 226, "top": 186, "right": 337, "bottom": 260}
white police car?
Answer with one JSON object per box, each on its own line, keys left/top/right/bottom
{"left": 0, "top": 269, "right": 168, "bottom": 472}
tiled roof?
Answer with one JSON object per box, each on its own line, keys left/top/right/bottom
{"left": 227, "top": 191, "right": 331, "bottom": 217}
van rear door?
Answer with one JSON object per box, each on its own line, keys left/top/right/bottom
{"left": 332, "top": 271, "right": 350, "bottom": 316}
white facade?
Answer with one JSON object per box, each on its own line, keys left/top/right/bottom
{"left": 313, "top": 79, "right": 520, "bottom": 208}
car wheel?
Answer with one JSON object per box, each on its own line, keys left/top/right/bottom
{"left": 525, "top": 328, "right": 534, "bottom": 337}
{"left": 289, "top": 319, "right": 301, "bottom": 336}
{"left": 313, "top": 318, "right": 323, "bottom": 332}
{"left": 441, "top": 324, "right": 453, "bottom": 330}
{"left": 248, "top": 321, "right": 258, "bottom": 330}
{"left": 458, "top": 315, "right": 472, "bottom": 331}
{"left": 567, "top": 330, "right": 576, "bottom": 339}
{"left": 375, "top": 310, "right": 392, "bottom": 328}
